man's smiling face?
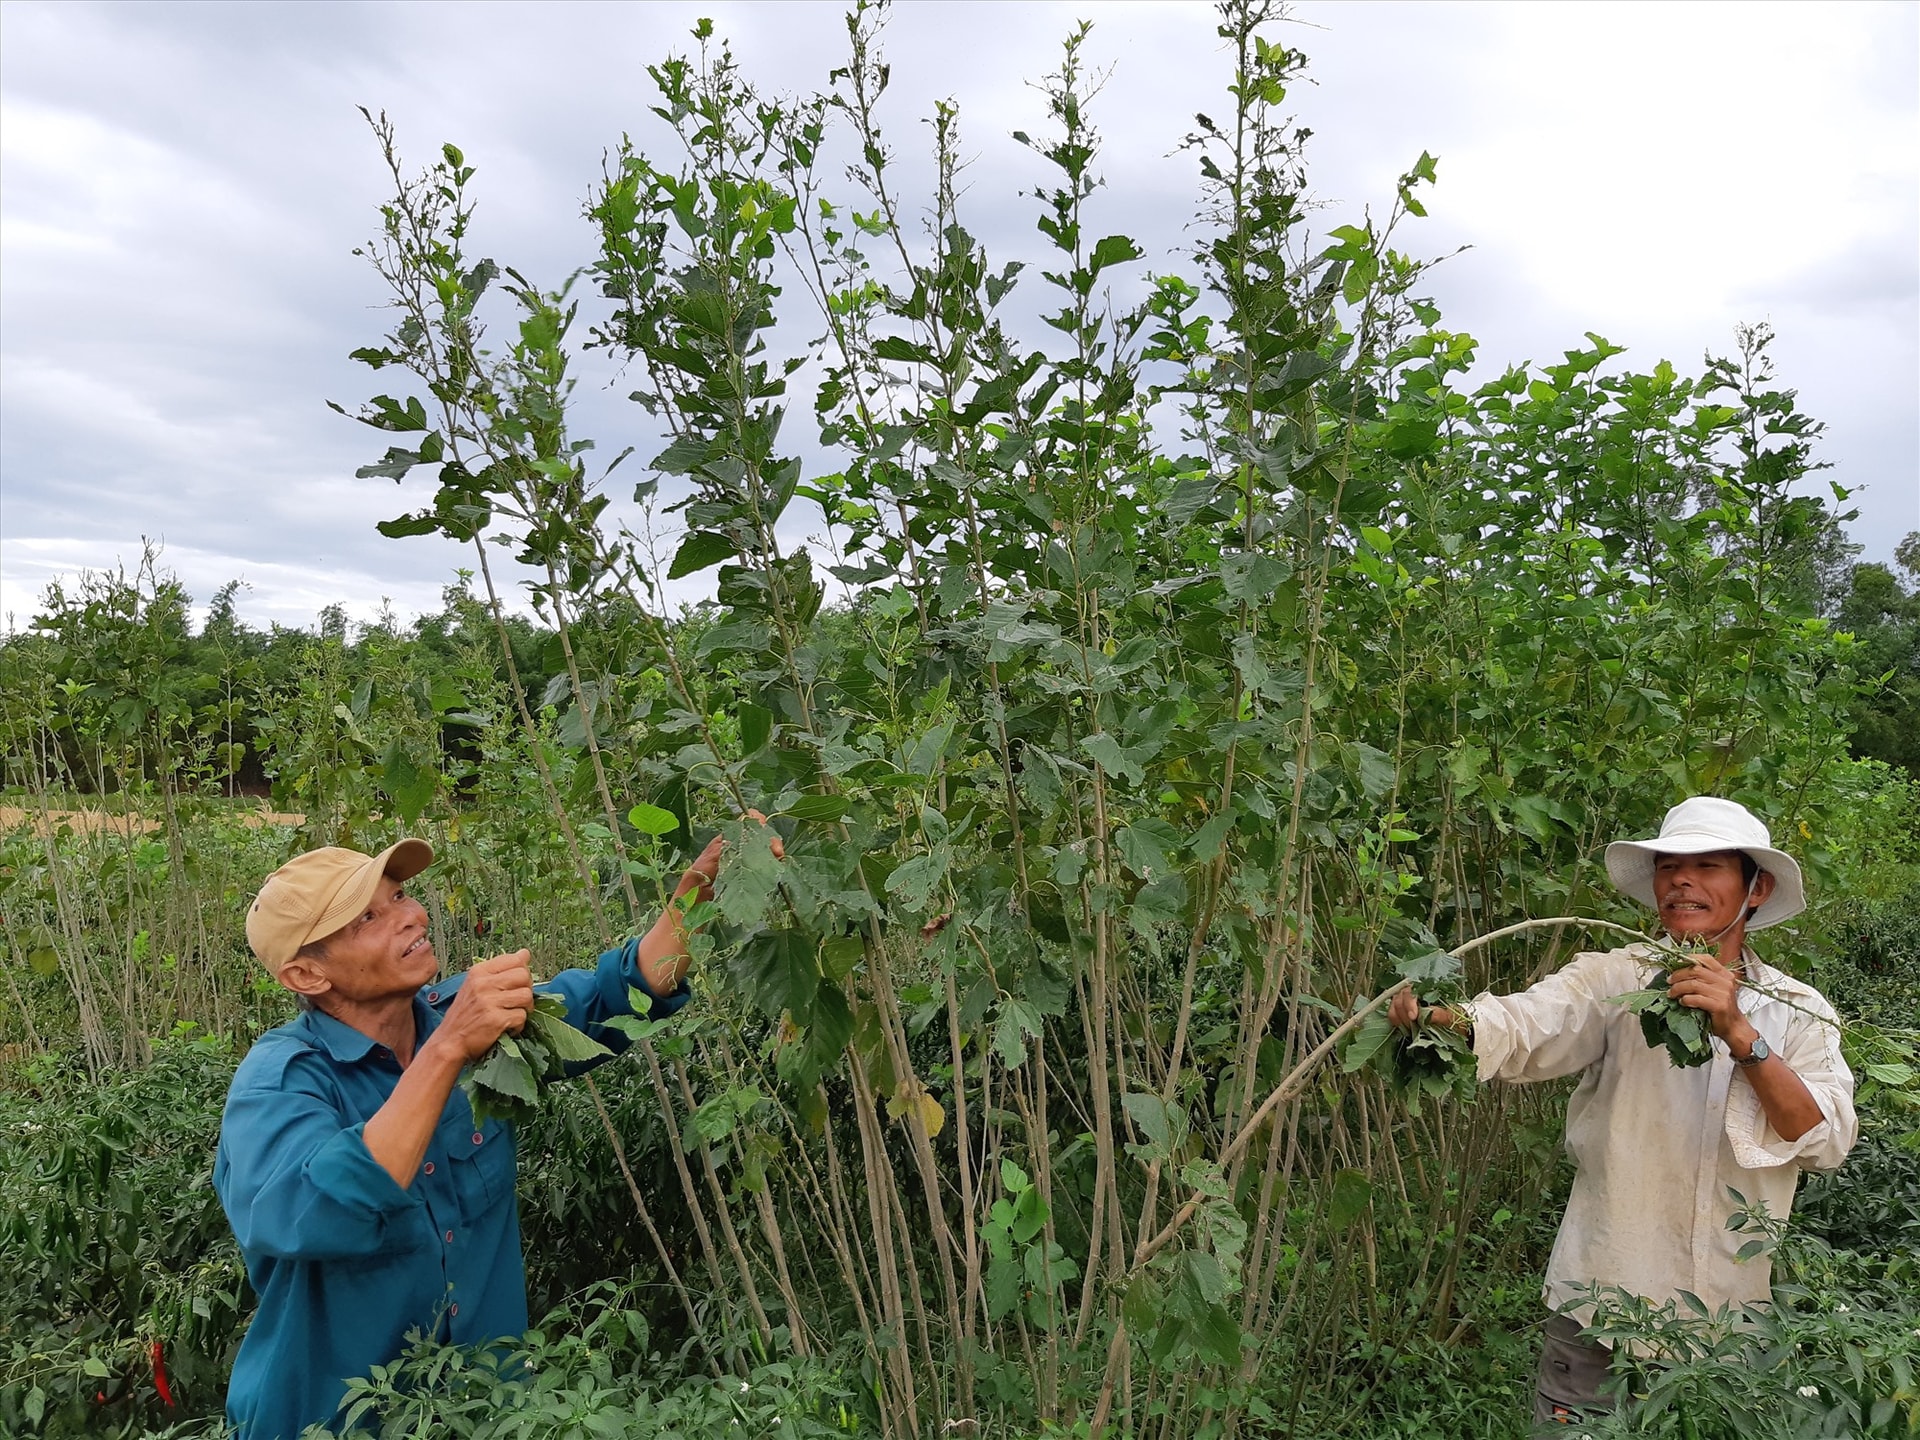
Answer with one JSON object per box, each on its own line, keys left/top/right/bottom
{"left": 1653, "top": 849, "right": 1773, "bottom": 943}
{"left": 298, "top": 873, "right": 438, "bottom": 1005}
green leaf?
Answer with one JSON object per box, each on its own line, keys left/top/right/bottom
{"left": 377, "top": 513, "right": 441, "bottom": 539}
{"left": 1219, "top": 552, "right": 1290, "bottom": 604}
{"left": 1122, "top": 1091, "right": 1173, "bottom": 1151}
{"left": 1114, "top": 818, "right": 1181, "bottom": 879}
{"left": 738, "top": 701, "right": 773, "bottom": 755}
{"left": 1394, "top": 947, "right": 1459, "bottom": 986}
{"left": 1195, "top": 1300, "right": 1243, "bottom": 1366}
{"left": 1187, "top": 806, "right": 1237, "bottom": 861}
{"left": 798, "top": 981, "right": 855, "bottom": 1082}
{"left": 994, "top": 997, "right": 1044, "bottom": 1069}
{"left": 1327, "top": 1168, "right": 1372, "bottom": 1229}
{"left": 783, "top": 793, "right": 849, "bottom": 823}
{"left": 1122, "top": 1273, "right": 1160, "bottom": 1335}
{"left": 379, "top": 740, "right": 437, "bottom": 824}
{"left": 465, "top": 1043, "right": 538, "bottom": 1117}
{"left": 1089, "top": 234, "right": 1143, "bottom": 273}
{"left": 524, "top": 999, "right": 612, "bottom": 1065}
{"left": 872, "top": 335, "right": 936, "bottom": 365}
{"left": 985, "top": 1254, "right": 1022, "bottom": 1321}
{"left": 1625, "top": 974, "right": 1714, "bottom": 1068}
{"left": 821, "top": 934, "right": 864, "bottom": 979}
{"left": 1081, "top": 732, "right": 1144, "bottom": 785}
{"left": 1011, "top": 1184, "right": 1050, "bottom": 1244}
{"left": 626, "top": 802, "right": 680, "bottom": 836}
{"left": 668, "top": 530, "right": 737, "bottom": 579}
{"left": 1340, "top": 1011, "right": 1394, "bottom": 1073}
{"left": 714, "top": 820, "right": 783, "bottom": 926}
{"left": 735, "top": 928, "right": 819, "bottom": 1017}
{"left": 885, "top": 847, "right": 948, "bottom": 910}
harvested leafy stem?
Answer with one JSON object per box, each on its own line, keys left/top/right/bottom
{"left": 1341, "top": 999, "right": 1477, "bottom": 1113}
{"left": 1403, "top": 915, "right": 1719, "bottom": 1071}
{"left": 461, "top": 993, "right": 612, "bottom": 1126}
{"left": 1614, "top": 961, "right": 1716, "bottom": 1068}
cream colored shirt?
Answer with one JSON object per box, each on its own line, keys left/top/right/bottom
{"left": 1468, "top": 944, "right": 1857, "bottom": 1323}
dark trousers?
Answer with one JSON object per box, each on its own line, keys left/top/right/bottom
{"left": 1533, "top": 1313, "right": 1620, "bottom": 1426}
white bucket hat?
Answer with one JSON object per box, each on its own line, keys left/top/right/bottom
{"left": 1604, "top": 796, "right": 1805, "bottom": 931}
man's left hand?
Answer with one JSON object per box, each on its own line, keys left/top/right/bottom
{"left": 670, "top": 809, "right": 785, "bottom": 905}
{"left": 1667, "top": 950, "right": 1754, "bottom": 1048}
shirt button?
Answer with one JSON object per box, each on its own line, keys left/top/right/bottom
{"left": 445, "top": 1230, "right": 455, "bottom": 1244}
{"left": 449, "top": 1303, "right": 459, "bottom": 1318}
{"left": 428, "top": 991, "right": 440, "bottom": 1002}
{"left": 423, "top": 1162, "right": 435, "bottom": 1175}
{"left": 472, "top": 1132, "right": 484, "bottom": 1146}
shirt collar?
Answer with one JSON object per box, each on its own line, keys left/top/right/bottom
{"left": 1737, "top": 950, "right": 1792, "bottom": 1007}
{"left": 296, "top": 990, "right": 443, "bottom": 1064}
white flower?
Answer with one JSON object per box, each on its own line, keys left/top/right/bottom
{"left": 1837, "top": 1304, "right": 1849, "bottom": 1313}
{"left": 1797, "top": 1385, "right": 1820, "bottom": 1397}
{"left": 738, "top": 1380, "right": 750, "bottom": 1393}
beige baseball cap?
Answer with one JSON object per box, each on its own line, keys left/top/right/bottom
{"left": 246, "top": 839, "right": 434, "bottom": 972}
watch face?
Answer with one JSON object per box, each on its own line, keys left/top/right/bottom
{"left": 1743, "top": 1035, "right": 1770, "bottom": 1064}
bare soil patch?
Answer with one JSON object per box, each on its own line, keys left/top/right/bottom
{"left": 0, "top": 806, "right": 304, "bottom": 837}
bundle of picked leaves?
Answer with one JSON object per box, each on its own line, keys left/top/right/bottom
{"left": 1342, "top": 944, "right": 1478, "bottom": 1113}
{"left": 1388, "top": 1020, "right": 1478, "bottom": 1110}
{"left": 1614, "top": 961, "right": 1715, "bottom": 1068}
{"left": 461, "top": 993, "right": 613, "bottom": 1126}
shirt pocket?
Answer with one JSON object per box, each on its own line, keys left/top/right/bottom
{"left": 445, "top": 1113, "right": 515, "bottom": 1226}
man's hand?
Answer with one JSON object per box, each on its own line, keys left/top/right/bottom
{"left": 1667, "top": 948, "right": 1825, "bottom": 1139}
{"left": 670, "top": 809, "right": 786, "bottom": 905}
{"left": 640, "top": 810, "right": 786, "bottom": 994}
{"left": 1389, "top": 984, "right": 1463, "bottom": 1035}
{"left": 1666, "top": 950, "right": 1755, "bottom": 1049}
{"left": 363, "top": 950, "right": 533, "bottom": 1188}
{"left": 432, "top": 950, "right": 536, "bottom": 1063}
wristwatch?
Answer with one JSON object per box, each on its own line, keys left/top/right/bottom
{"left": 1733, "top": 1034, "right": 1772, "bottom": 1068}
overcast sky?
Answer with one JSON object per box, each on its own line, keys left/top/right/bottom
{"left": 2, "top": 0, "right": 1915, "bottom": 632}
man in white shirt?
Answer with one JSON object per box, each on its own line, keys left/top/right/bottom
{"left": 1390, "top": 797, "right": 1858, "bottom": 1424}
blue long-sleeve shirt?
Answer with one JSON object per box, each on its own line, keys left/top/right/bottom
{"left": 214, "top": 939, "right": 687, "bottom": 1440}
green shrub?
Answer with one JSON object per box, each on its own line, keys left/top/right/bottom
{"left": 312, "top": 1278, "right": 864, "bottom": 1439}
{"left": 0, "top": 1030, "right": 244, "bottom": 1436}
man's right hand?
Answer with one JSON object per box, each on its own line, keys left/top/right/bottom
{"left": 432, "top": 950, "right": 536, "bottom": 1062}
{"left": 1389, "top": 986, "right": 1462, "bottom": 1034}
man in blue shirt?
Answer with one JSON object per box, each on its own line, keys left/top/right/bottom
{"left": 216, "top": 827, "right": 751, "bottom": 1440}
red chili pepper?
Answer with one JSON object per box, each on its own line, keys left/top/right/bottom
{"left": 151, "top": 1340, "right": 175, "bottom": 1407}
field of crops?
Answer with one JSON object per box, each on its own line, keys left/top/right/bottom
{"left": 4, "top": 4, "right": 1919, "bottom": 1436}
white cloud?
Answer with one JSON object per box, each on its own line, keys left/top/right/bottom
{"left": 1, "top": 0, "right": 1913, "bottom": 638}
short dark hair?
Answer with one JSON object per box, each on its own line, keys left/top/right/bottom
{"left": 1738, "top": 853, "right": 1759, "bottom": 887}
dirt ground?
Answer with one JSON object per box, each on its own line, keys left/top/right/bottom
{"left": 0, "top": 805, "right": 304, "bottom": 837}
